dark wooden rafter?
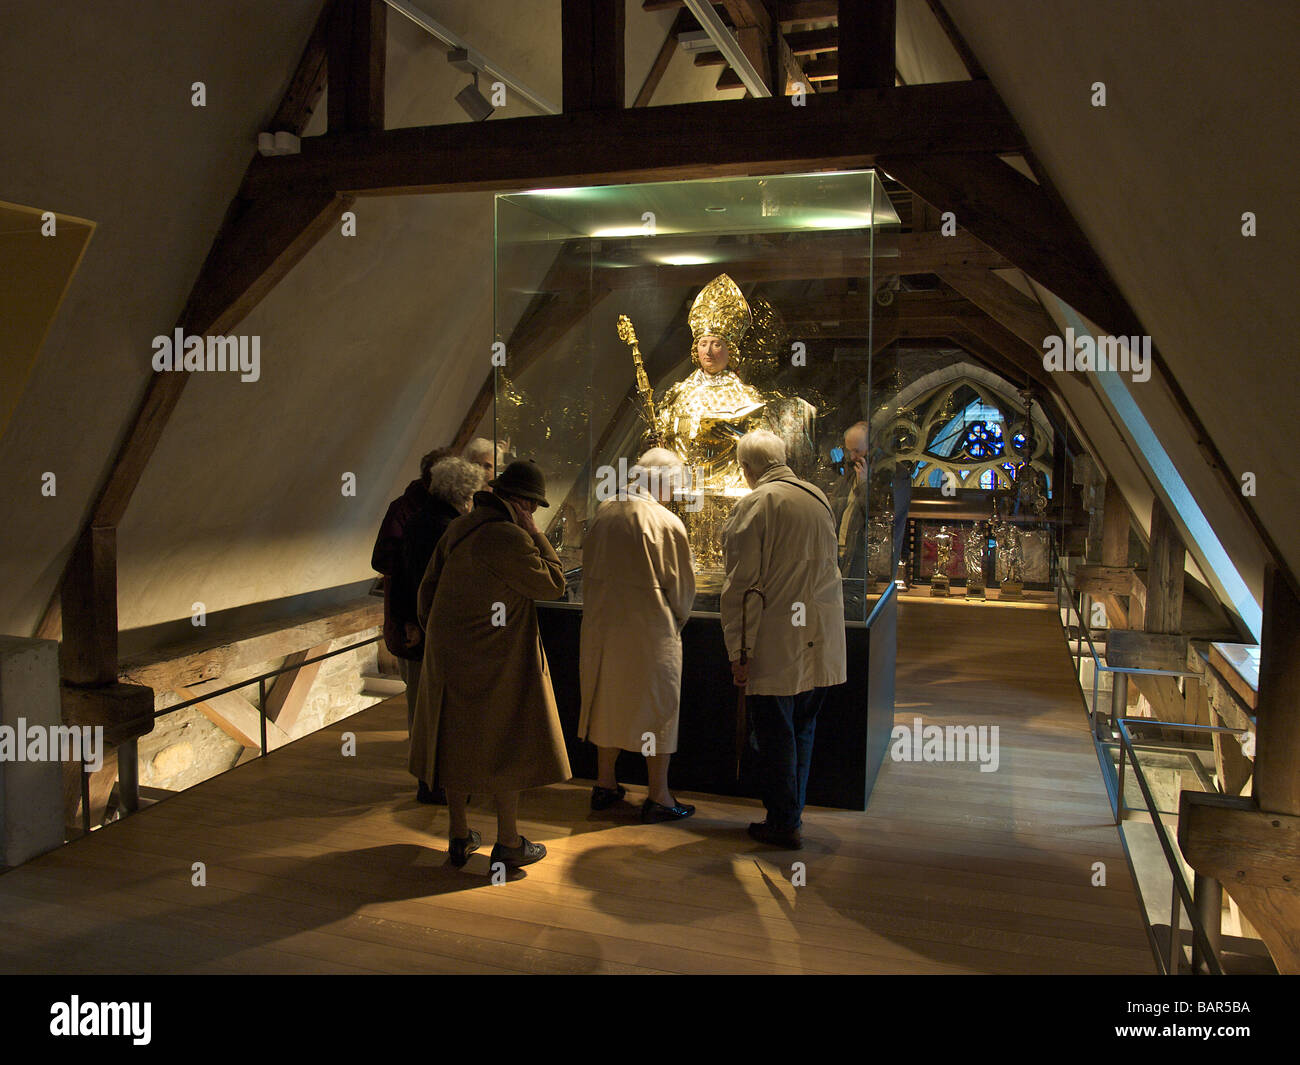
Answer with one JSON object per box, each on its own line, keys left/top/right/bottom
{"left": 718, "top": 56, "right": 835, "bottom": 90}
{"left": 269, "top": 0, "right": 335, "bottom": 135}
{"left": 937, "top": 267, "right": 1058, "bottom": 353}
{"left": 879, "top": 153, "right": 1137, "bottom": 339}
{"left": 776, "top": 32, "right": 818, "bottom": 95}
{"left": 328, "top": 0, "right": 386, "bottom": 132}
{"left": 719, "top": 0, "right": 772, "bottom": 93}
{"left": 921, "top": 0, "right": 987, "bottom": 80}
{"left": 778, "top": 0, "right": 838, "bottom": 20}
{"left": 837, "top": 0, "right": 895, "bottom": 92}
{"left": 562, "top": 0, "right": 626, "bottom": 112}
{"left": 1257, "top": 567, "right": 1300, "bottom": 817}
{"left": 59, "top": 527, "right": 118, "bottom": 685}
{"left": 786, "top": 27, "right": 840, "bottom": 55}
{"left": 242, "top": 81, "right": 1025, "bottom": 197}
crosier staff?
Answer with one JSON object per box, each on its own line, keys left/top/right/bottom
{"left": 734, "top": 586, "right": 766, "bottom": 780}
{"left": 616, "top": 314, "right": 660, "bottom": 448}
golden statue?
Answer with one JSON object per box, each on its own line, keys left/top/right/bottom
{"left": 651, "top": 274, "right": 814, "bottom": 582}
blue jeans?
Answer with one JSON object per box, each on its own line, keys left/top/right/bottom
{"left": 747, "top": 688, "right": 827, "bottom": 832}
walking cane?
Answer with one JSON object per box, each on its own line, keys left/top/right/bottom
{"left": 736, "top": 587, "right": 766, "bottom": 781}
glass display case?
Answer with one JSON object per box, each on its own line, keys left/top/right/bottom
{"left": 493, "top": 170, "right": 901, "bottom": 623}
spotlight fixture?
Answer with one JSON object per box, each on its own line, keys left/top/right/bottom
{"left": 455, "top": 76, "right": 494, "bottom": 121}
{"left": 447, "top": 47, "right": 493, "bottom": 122}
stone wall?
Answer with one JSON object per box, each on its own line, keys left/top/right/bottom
{"left": 137, "top": 629, "right": 390, "bottom": 795}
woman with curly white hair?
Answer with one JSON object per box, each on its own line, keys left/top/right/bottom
{"left": 400, "top": 456, "right": 484, "bottom": 801}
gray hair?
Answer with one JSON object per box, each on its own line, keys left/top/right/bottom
{"left": 632, "top": 447, "right": 687, "bottom": 498}
{"left": 462, "top": 437, "right": 495, "bottom": 466}
{"left": 843, "top": 421, "right": 869, "bottom": 446}
{"left": 426, "top": 457, "right": 483, "bottom": 510}
{"left": 737, "top": 429, "right": 786, "bottom": 473}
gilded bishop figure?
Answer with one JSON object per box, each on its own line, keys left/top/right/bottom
{"left": 655, "top": 274, "right": 813, "bottom": 582}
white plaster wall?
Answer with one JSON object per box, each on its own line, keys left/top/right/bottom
{"left": 0, "top": 0, "right": 321, "bottom": 636}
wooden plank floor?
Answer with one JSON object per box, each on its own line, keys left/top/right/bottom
{"left": 0, "top": 598, "right": 1153, "bottom": 974}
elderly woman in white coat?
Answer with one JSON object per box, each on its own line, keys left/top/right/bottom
{"left": 579, "top": 449, "right": 697, "bottom": 822}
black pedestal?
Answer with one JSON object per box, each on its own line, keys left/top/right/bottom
{"left": 537, "top": 598, "right": 895, "bottom": 811}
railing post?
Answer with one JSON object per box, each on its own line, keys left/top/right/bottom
{"left": 1110, "top": 671, "right": 1127, "bottom": 738}
{"left": 259, "top": 678, "right": 268, "bottom": 757}
{"left": 1191, "top": 872, "right": 1223, "bottom": 974}
{"left": 117, "top": 738, "right": 139, "bottom": 814}
{"left": 1115, "top": 731, "right": 1127, "bottom": 823}
{"left": 1169, "top": 877, "right": 1183, "bottom": 974}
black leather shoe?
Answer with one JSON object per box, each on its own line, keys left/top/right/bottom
{"left": 448, "top": 828, "right": 481, "bottom": 867}
{"left": 642, "top": 798, "right": 695, "bottom": 823}
{"left": 490, "top": 836, "right": 546, "bottom": 869}
{"left": 748, "top": 821, "right": 802, "bottom": 849}
{"left": 417, "top": 780, "right": 447, "bottom": 805}
{"left": 590, "top": 784, "right": 626, "bottom": 811}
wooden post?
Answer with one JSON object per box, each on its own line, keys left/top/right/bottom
{"left": 562, "top": 0, "right": 625, "bottom": 112}
{"left": 59, "top": 527, "right": 118, "bottom": 686}
{"left": 1257, "top": 566, "right": 1300, "bottom": 816}
{"left": 837, "top": 0, "right": 896, "bottom": 92}
{"left": 1101, "top": 478, "right": 1130, "bottom": 567}
{"left": 328, "top": 0, "right": 386, "bottom": 133}
{"left": 719, "top": 1, "right": 772, "bottom": 95}
{"left": 1145, "top": 498, "right": 1185, "bottom": 635}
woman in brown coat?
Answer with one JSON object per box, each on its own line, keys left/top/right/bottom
{"left": 410, "top": 460, "right": 571, "bottom": 870}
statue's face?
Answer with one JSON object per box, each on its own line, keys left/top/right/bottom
{"left": 696, "top": 335, "right": 729, "bottom": 375}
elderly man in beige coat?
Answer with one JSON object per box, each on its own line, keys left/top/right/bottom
{"left": 579, "top": 449, "right": 697, "bottom": 823}
{"left": 722, "top": 429, "right": 846, "bottom": 850}
{"left": 410, "top": 459, "right": 571, "bottom": 871}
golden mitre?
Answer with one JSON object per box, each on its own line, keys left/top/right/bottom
{"left": 688, "top": 273, "right": 752, "bottom": 351}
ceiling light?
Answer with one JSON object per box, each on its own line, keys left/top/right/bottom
{"left": 455, "top": 75, "right": 494, "bottom": 122}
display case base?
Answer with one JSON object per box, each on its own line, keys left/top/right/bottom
{"left": 537, "top": 600, "right": 894, "bottom": 811}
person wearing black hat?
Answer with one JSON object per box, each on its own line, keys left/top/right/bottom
{"left": 410, "top": 459, "right": 572, "bottom": 872}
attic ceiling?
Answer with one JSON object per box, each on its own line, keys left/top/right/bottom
{"left": 0, "top": 0, "right": 1293, "bottom": 651}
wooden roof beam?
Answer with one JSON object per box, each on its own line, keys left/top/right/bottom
{"left": 242, "top": 81, "right": 1025, "bottom": 197}
{"left": 328, "top": 0, "right": 386, "bottom": 133}
{"left": 563, "top": 0, "right": 625, "bottom": 112}
{"left": 881, "top": 152, "right": 1139, "bottom": 340}
{"left": 838, "top": 0, "right": 895, "bottom": 92}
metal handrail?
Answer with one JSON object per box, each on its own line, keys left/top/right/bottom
{"left": 865, "top": 578, "right": 898, "bottom": 629}
{"left": 1057, "top": 563, "right": 1244, "bottom": 974}
{"left": 1115, "top": 716, "right": 1233, "bottom": 976}
{"left": 152, "top": 634, "right": 383, "bottom": 756}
